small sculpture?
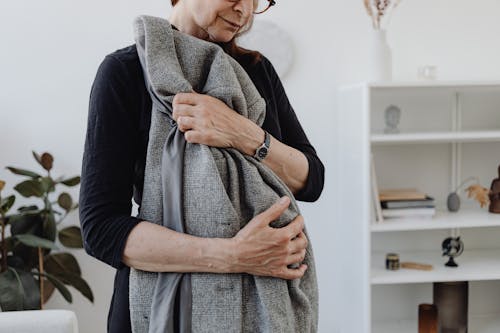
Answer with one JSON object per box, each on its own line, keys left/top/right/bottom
{"left": 489, "top": 165, "right": 500, "bottom": 214}
{"left": 384, "top": 105, "right": 401, "bottom": 134}
{"left": 442, "top": 236, "right": 464, "bottom": 267}
{"left": 447, "top": 176, "right": 490, "bottom": 212}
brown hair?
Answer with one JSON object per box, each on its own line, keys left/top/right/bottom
{"left": 170, "top": 0, "right": 262, "bottom": 66}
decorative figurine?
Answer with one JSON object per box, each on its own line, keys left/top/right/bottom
{"left": 489, "top": 165, "right": 500, "bottom": 214}
{"left": 441, "top": 236, "right": 464, "bottom": 267}
{"left": 447, "top": 176, "right": 490, "bottom": 212}
{"left": 384, "top": 105, "right": 401, "bottom": 134}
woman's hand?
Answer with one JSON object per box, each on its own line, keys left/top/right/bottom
{"left": 229, "top": 196, "right": 309, "bottom": 280}
{"left": 172, "top": 92, "right": 264, "bottom": 155}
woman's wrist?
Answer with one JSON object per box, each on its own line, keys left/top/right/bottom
{"left": 232, "top": 116, "right": 265, "bottom": 156}
{"left": 200, "top": 237, "right": 240, "bottom": 274}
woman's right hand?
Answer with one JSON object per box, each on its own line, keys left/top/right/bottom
{"left": 229, "top": 196, "right": 309, "bottom": 280}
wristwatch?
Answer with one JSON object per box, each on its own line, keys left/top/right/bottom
{"left": 254, "top": 130, "right": 270, "bottom": 161}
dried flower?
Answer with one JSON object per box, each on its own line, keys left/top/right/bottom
{"left": 363, "top": 0, "right": 402, "bottom": 30}
{"left": 466, "top": 184, "right": 491, "bottom": 208}
{"left": 0, "top": 180, "right": 5, "bottom": 192}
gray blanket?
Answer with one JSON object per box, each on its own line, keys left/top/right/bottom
{"left": 129, "top": 15, "right": 318, "bottom": 333}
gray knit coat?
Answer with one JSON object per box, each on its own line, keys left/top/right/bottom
{"left": 129, "top": 15, "right": 318, "bottom": 333}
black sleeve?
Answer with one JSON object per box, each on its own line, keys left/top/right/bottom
{"left": 263, "top": 57, "right": 325, "bottom": 202}
{"left": 79, "top": 55, "right": 142, "bottom": 270}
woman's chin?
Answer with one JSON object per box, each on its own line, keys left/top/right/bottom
{"left": 209, "top": 31, "right": 236, "bottom": 43}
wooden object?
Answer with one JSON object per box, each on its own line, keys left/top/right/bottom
{"left": 401, "top": 262, "right": 433, "bottom": 271}
{"left": 418, "top": 303, "right": 438, "bottom": 333}
{"left": 489, "top": 165, "right": 500, "bottom": 213}
{"left": 433, "top": 281, "right": 468, "bottom": 333}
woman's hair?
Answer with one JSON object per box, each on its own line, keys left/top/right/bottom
{"left": 170, "top": 0, "right": 262, "bottom": 66}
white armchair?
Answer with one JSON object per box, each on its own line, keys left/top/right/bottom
{"left": 0, "top": 309, "right": 78, "bottom": 333}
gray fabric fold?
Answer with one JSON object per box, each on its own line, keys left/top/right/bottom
{"left": 129, "top": 15, "right": 318, "bottom": 333}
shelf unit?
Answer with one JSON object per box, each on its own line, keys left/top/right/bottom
{"left": 336, "top": 81, "right": 500, "bottom": 333}
{"left": 373, "top": 315, "right": 500, "bottom": 333}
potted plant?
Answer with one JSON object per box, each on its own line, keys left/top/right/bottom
{"left": 0, "top": 151, "right": 93, "bottom": 311}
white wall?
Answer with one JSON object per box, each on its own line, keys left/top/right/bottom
{"left": 1, "top": 1, "right": 499, "bottom": 332}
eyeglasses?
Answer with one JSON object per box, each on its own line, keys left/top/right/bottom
{"left": 253, "top": 0, "right": 276, "bottom": 14}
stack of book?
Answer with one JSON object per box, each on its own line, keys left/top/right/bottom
{"left": 379, "top": 189, "right": 436, "bottom": 218}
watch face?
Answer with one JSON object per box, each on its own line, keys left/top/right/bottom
{"left": 258, "top": 147, "right": 268, "bottom": 159}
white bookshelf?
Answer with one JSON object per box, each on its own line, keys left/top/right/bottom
{"left": 372, "top": 249, "right": 500, "bottom": 284}
{"left": 373, "top": 315, "right": 500, "bottom": 333}
{"left": 371, "top": 130, "right": 500, "bottom": 145}
{"left": 371, "top": 209, "right": 500, "bottom": 232}
{"left": 336, "top": 81, "right": 500, "bottom": 333}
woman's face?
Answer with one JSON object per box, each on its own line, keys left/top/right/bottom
{"left": 184, "top": 0, "right": 255, "bottom": 42}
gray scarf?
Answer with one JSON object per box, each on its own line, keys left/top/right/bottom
{"left": 129, "top": 15, "right": 318, "bottom": 333}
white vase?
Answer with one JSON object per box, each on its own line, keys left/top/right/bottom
{"left": 369, "top": 29, "right": 392, "bottom": 82}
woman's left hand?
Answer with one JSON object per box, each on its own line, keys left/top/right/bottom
{"left": 172, "top": 92, "right": 262, "bottom": 153}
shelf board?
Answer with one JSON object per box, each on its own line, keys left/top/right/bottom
{"left": 371, "top": 131, "right": 500, "bottom": 145}
{"left": 371, "top": 209, "right": 500, "bottom": 232}
{"left": 371, "top": 249, "right": 500, "bottom": 285}
{"left": 368, "top": 80, "right": 500, "bottom": 89}
{"left": 373, "top": 314, "right": 500, "bottom": 333}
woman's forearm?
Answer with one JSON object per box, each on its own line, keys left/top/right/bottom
{"left": 122, "top": 197, "right": 309, "bottom": 280}
{"left": 235, "top": 118, "right": 309, "bottom": 194}
{"left": 122, "top": 221, "right": 234, "bottom": 273}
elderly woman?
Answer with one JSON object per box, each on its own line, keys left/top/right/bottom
{"left": 79, "top": 0, "right": 324, "bottom": 332}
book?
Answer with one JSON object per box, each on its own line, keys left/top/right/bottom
{"left": 381, "top": 196, "right": 435, "bottom": 209}
{"left": 381, "top": 207, "right": 436, "bottom": 218}
{"left": 379, "top": 188, "right": 427, "bottom": 201}
{"left": 371, "top": 153, "right": 384, "bottom": 223}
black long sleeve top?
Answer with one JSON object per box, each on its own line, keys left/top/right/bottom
{"left": 79, "top": 43, "right": 325, "bottom": 333}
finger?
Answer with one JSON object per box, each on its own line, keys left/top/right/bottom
{"left": 289, "top": 233, "right": 308, "bottom": 253}
{"left": 173, "top": 92, "right": 200, "bottom": 106}
{"left": 177, "top": 116, "right": 197, "bottom": 132}
{"left": 283, "top": 215, "right": 304, "bottom": 240}
{"left": 280, "top": 264, "right": 308, "bottom": 280}
{"left": 172, "top": 103, "right": 197, "bottom": 121}
{"left": 258, "top": 196, "right": 291, "bottom": 226}
{"left": 184, "top": 130, "right": 203, "bottom": 144}
{"left": 285, "top": 249, "right": 307, "bottom": 266}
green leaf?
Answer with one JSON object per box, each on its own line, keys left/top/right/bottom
{"left": 14, "top": 180, "right": 44, "bottom": 198}
{"left": 10, "top": 214, "right": 44, "bottom": 236}
{"left": 5, "top": 166, "right": 42, "bottom": 179}
{"left": 14, "top": 234, "right": 58, "bottom": 250}
{"left": 6, "top": 255, "right": 25, "bottom": 269}
{"left": 58, "top": 226, "right": 83, "bottom": 248}
{"left": 58, "top": 192, "right": 73, "bottom": 211}
{"left": 56, "top": 272, "right": 93, "bottom": 303}
{"left": 17, "top": 205, "right": 40, "bottom": 213}
{"left": 10, "top": 214, "right": 45, "bottom": 270}
{"left": 43, "top": 212, "right": 57, "bottom": 242}
{"left": 32, "top": 151, "right": 43, "bottom": 167}
{"left": 40, "top": 177, "right": 55, "bottom": 193}
{"left": 60, "top": 176, "right": 80, "bottom": 187}
{"left": 17, "top": 269, "right": 40, "bottom": 310}
{"left": 0, "top": 268, "right": 23, "bottom": 311}
{"left": 33, "top": 271, "right": 72, "bottom": 303}
{"left": 44, "top": 252, "right": 81, "bottom": 277}
{"left": 0, "top": 195, "right": 15, "bottom": 214}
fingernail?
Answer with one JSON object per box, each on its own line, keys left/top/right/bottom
{"left": 279, "top": 196, "right": 289, "bottom": 205}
